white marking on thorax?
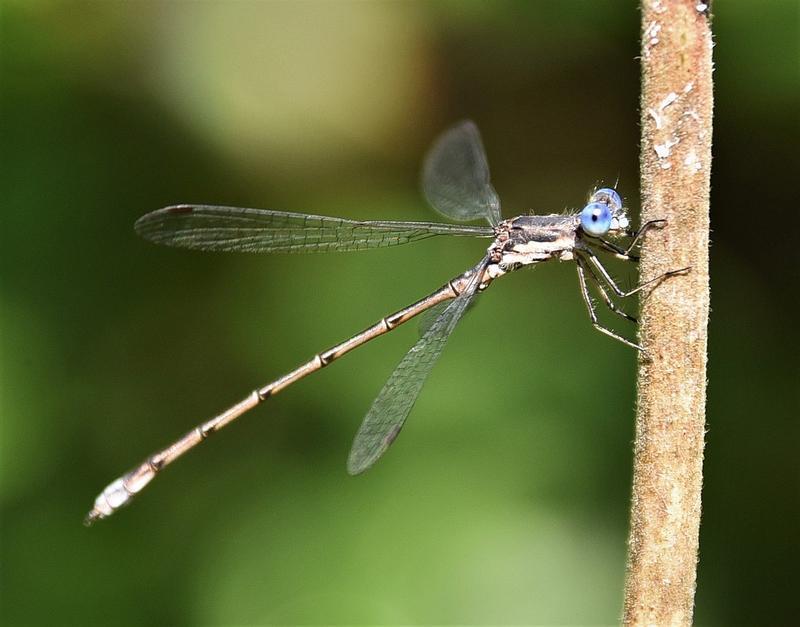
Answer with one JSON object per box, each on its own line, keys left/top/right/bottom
{"left": 503, "top": 234, "right": 574, "bottom": 266}
{"left": 558, "top": 250, "right": 575, "bottom": 261}
{"left": 485, "top": 263, "right": 507, "bottom": 279}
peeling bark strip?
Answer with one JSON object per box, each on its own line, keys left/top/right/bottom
{"left": 624, "top": 1, "right": 713, "bottom": 625}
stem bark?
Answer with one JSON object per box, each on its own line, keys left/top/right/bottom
{"left": 623, "top": 2, "right": 713, "bottom": 624}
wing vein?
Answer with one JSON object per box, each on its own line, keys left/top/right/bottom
{"left": 347, "top": 259, "right": 488, "bottom": 474}
{"left": 135, "top": 206, "right": 493, "bottom": 254}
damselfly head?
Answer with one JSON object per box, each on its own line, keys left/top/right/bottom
{"left": 581, "top": 187, "right": 629, "bottom": 236}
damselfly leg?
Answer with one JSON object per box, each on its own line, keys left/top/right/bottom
{"left": 581, "top": 247, "right": 690, "bottom": 300}
{"left": 576, "top": 257, "right": 644, "bottom": 351}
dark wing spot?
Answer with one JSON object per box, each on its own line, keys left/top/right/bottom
{"left": 383, "top": 424, "right": 403, "bottom": 447}
{"left": 167, "top": 205, "right": 194, "bottom": 215}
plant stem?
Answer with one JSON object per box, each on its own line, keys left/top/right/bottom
{"left": 623, "top": 1, "right": 713, "bottom": 624}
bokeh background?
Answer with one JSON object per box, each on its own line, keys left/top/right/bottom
{"left": 2, "top": 1, "right": 797, "bottom": 624}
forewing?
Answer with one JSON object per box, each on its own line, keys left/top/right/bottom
{"left": 135, "top": 205, "right": 493, "bottom": 254}
{"left": 347, "top": 262, "right": 486, "bottom": 474}
{"left": 422, "top": 120, "right": 502, "bottom": 226}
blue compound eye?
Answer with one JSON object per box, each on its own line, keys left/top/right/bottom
{"left": 580, "top": 202, "right": 613, "bottom": 236}
{"left": 590, "top": 187, "right": 623, "bottom": 210}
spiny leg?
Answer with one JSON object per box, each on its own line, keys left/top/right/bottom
{"left": 593, "top": 219, "right": 668, "bottom": 261}
{"left": 583, "top": 248, "right": 689, "bottom": 299}
{"left": 623, "top": 219, "right": 667, "bottom": 254}
{"left": 593, "top": 238, "right": 639, "bottom": 262}
{"left": 575, "top": 258, "right": 643, "bottom": 351}
{"left": 578, "top": 253, "right": 637, "bottom": 324}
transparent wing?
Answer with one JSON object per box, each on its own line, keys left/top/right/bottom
{"left": 422, "top": 120, "right": 502, "bottom": 226}
{"left": 416, "top": 293, "right": 480, "bottom": 337}
{"left": 135, "top": 205, "right": 494, "bottom": 254}
{"left": 347, "top": 261, "right": 487, "bottom": 474}
{"left": 416, "top": 300, "right": 449, "bottom": 338}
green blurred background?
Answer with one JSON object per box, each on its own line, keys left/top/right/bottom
{"left": 2, "top": 1, "right": 797, "bottom": 624}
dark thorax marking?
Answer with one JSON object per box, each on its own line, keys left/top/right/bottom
{"left": 490, "top": 214, "right": 579, "bottom": 274}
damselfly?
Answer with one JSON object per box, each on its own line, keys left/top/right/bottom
{"left": 85, "top": 121, "right": 686, "bottom": 524}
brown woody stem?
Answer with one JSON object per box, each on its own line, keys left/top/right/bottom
{"left": 623, "top": 1, "right": 713, "bottom": 625}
